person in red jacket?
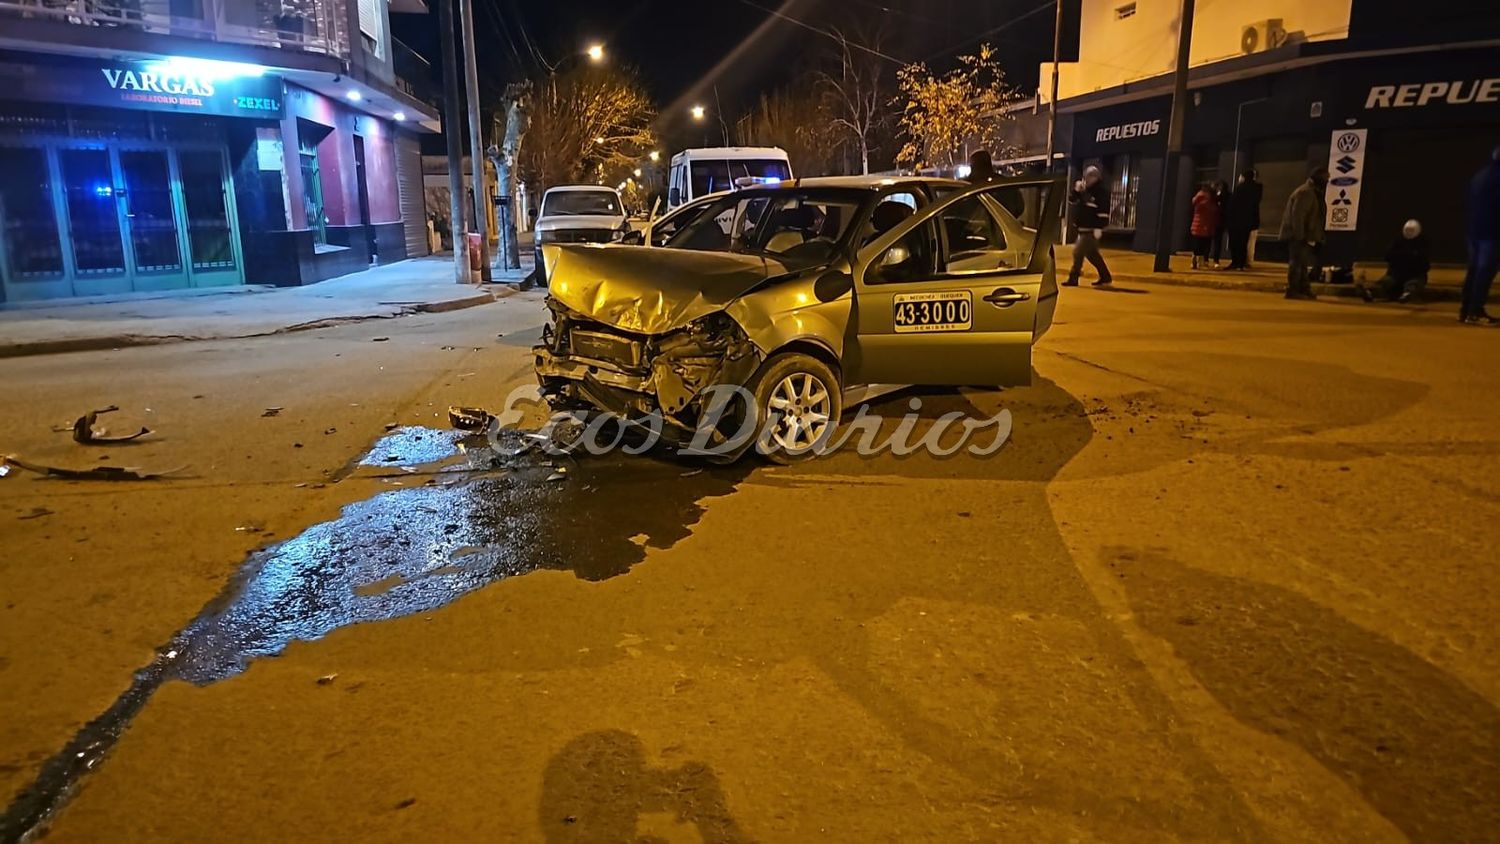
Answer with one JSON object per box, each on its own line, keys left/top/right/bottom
{"left": 1190, "top": 183, "right": 1221, "bottom": 269}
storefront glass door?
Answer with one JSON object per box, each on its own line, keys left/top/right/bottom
{"left": 58, "top": 147, "right": 129, "bottom": 296}
{"left": 178, "top": 149, "right": 240, "bottom": 287}
{"left": 0, "top": 140, "right": 243, "bottom": 302}
{"left": 120, "top": 149, "right": 190, "bottom": 291}
{"left": 0, "top": 145, "right": 70, "bottom": 301}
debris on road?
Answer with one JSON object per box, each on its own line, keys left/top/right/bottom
{"left": 316, "top": 673, "right": 338, "bottom": 685}
{"left": 262, "top": 407, "right": 283, "bottom": 418}
{"left": 448, "top": 406, "right": 494, "bottom": 432}
{"left": 71, "top": 406, "right": 152, "bottom": 444}
{"left": 18, "top": 507, "right": 53, "bottom": 520}
{"left": 1, "top": 454, "right": 183, "bottom": 481}
{"left": 371, "top": 337, "right": 390, "bottom": 342}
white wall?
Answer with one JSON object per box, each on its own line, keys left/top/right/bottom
{"left": 1040, "top": 0, "right": 1354, "bottom": 101}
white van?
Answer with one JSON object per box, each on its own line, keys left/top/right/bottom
{"left": 666, "top": 147, "right": 792, "bottom": 209}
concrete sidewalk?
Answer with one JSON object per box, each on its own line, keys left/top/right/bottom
{"left": 0, "top": 255, "right": 533, "bottom": 358}
{"left": 1062, "top": 245, "right": 1488, "bottom": 303}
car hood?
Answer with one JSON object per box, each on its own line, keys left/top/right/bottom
{"left": 536, "top": 214, "right": 625, "bottom": 232}
{"left": 544, "top": 244, "right": 790, "bottom": 335}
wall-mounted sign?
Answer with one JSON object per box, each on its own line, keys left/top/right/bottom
{"left": 1094, "top": 119, "right": 1161, "bottom": 144}
{"left": 1325, "top": 128, "right": 1367, "bottom": 232}
{"left": 1363, "top": 78, "right": 1500, "bottom": 109}
{"left": 0, "top": 59, "right": 284, "bottom": 119}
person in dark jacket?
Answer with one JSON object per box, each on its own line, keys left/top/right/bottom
{"left": 1210, "top": 180, "right": 1230, "bottom": 266}
{"left": 1190, "top": 183, "right": 1220, "bottom": 269}
{"left": 965, "top": 149, "right": 997, "bottom": 184}
{"left": 1226, "top": 168, "right": 1262, "bottom": 270}
{"left": 1064, "top": 165, "right": 1112, "bottom": 287}
{"left": 1359, "top": 219, "right": 1430, "bottom": 303}
{"left": 1460, "top": 146, "right": 1500, "bottom": 325}
{"left": 1280, "top": 167, "right": 1328, "bottom": 299}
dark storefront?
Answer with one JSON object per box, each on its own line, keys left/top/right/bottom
{"left": 0, "top": 52, "right": 420, "bottom": 304}
{"left": 1050, "top": 43, "right": 1500, "bottom": 264}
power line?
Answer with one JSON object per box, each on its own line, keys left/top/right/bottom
{"left": 920, "top": 0, "right": 1056, "bottom": 62}
{"left": 732, "top": 0, "right": 910, "bottom": 64}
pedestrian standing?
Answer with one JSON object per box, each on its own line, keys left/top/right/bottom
{"left": 1460, "top": 146, "right": 1500, "bottom": 325}
{"left": 1226, "top": 168, "right": 1262, "bottom": 270}
{"left": 966, "top": 149, "right": 997, "bottom": 184}
{"left": 1280, "top": 167, "right": 1328, "bottom": 299}
{"left": 1210, "top": 180, "right": 1230, "bottom": 267}
{"left": 1359, "top": 219, "right": 1429, "bottom": 303}
{"left": 1063, "top": 165, "right": 1113, "bottom": 287}
{"left": 1190, "top": 183, "right": 1220, "bottom": 269}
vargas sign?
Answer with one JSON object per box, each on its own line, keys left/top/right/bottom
{"left": 0, "top": 60, "right": 283, "bottom": 118}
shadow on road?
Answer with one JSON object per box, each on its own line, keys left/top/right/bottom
{"left": 1112, "top": 547, "right": 1500, "bottom": 842}
{"left": 539, "top": 730, "right": 747, "bottom": 843}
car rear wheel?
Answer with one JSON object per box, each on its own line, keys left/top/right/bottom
{"left": 747, "top": 353, "right": 841, "bottom": 465}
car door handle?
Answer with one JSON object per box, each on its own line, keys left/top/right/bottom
{"left": 983, "top": 288, "right": 1030, "bottom": 307}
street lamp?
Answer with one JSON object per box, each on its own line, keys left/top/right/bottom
{"left": 633, "top": 168, "right": 642, "bottom": 177}
{"left": 586, "top": 43, "right": 605, "bottom": 63}
{"left": 691, "top": 105, "right": 706, "bottom": 121}
{"left": 648, "top": 150, "right": 660, "bottom": 162}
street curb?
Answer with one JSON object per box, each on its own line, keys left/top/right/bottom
{"left": 1108, "top": 272, "right": 1474, "bottom": 302}
{"left": 0, "top": 291, "right": 505, "bottom": 360}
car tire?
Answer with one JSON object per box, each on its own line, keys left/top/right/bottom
{"left": 743, "top": 352, "right": 842, "bottom": 465}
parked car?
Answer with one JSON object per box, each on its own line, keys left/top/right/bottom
{"left": 533, "top": 185, "right": 631, "bottom": 285}
{"left": 533, "top": 175, "right": 1064, "bottom": 462}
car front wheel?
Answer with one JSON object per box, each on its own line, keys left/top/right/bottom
{"left": 747, "top": 353, "right": 841, "bottom": 464}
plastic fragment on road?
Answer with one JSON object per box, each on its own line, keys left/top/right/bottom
{"left": 1, "top": 454, "right": 184, "bottom": 481}
{"left": 448, "top": 406, "right": 494, "bottom": 432}
{"left": 71, "top": 405, "right": 151, "bottom": 444}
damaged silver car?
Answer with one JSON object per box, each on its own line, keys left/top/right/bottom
{"left": 533, "top": 175, "right": 1064, "bottom": 462}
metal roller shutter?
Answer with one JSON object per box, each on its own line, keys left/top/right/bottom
{"left": 396, "top": 133, "right": 428, "bottom": 257}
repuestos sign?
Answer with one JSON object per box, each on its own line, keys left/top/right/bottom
{"left": 1095, "top": 119, "right": 1161, "bottom": 143}
{"left": 1364, "top": 78, "right": 1500, "bottom": 109}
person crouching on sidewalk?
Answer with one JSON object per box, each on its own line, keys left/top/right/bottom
{"left": 1360, "top": 219, "right": 1429, "bottom": 303}
{"left": 1064, "top": 165, "right": 1113, "bottom": 287}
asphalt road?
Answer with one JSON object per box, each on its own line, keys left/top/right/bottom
{"left": 1, "top": 285, "right": 1496, "bottom": 841}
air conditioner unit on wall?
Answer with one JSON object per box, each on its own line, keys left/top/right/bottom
{"left": 1240, "top": 19, "right": 1288, "bottom": 54}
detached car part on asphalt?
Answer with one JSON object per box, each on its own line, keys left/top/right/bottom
{"left": 533, "top": 175, "right": 1064, "bottom": 462}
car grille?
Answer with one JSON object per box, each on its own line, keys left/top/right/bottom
{"left": 540, "top": 228, "right": 615, "bottom": 244}
{"left": 569, "top": 329, "right": 645, "bottom": 368}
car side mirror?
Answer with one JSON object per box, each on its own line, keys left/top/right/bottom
{"left": 620, "top": 229, "right": 644, "bottom": 245}
{"left": 668, "top": 188, "right": 681, "bottom": 206}
{"left": 880, "top": 245, "right": 911, "bottom": 267}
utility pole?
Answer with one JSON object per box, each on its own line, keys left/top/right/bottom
{"left": 457, "top": 0, "right": 490, "bottom": 281}
{"left": 1153, "top": 0, "right": 1195, "bottom": 272}
{"left": 437, "top": 0, "right": 466, "bottom": 282}
{"left": 1044, "top": 0, "right": 1062, "bottom": 173}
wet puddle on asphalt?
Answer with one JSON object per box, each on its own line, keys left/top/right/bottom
{"left": 0, "top": 424, "right": 751, "bottom": 838}
{"left": 174, "top": 425, "right": 749, "bottom": 683}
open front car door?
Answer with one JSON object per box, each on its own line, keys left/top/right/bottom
{"left": 845, "top": 175, "right": 1064, "bottom": 388}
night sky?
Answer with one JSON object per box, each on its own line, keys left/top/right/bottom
{"left": 395, "top": 0, "right": 1077, "bottom": 136}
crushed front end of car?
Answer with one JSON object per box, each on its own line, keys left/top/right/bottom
{"left": 532, "top": 245, "right": 772, "bottom": 444}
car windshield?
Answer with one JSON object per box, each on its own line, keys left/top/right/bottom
{"left": 543, "top": 190, "right": 619, "bottom": 217}
{"left": 663, "top": 189, "right": 865, "bottom": 267}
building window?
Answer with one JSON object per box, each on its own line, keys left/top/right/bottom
{"left": 297, "top": 121, "right": 331, "bottom": 246}
{"left": 1115, "top": 2, "right": 1136, "bottom": 20}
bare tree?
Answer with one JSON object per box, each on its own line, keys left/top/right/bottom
{"left": 817, "top": 26, "right": 891, "bottom": 175}
{"left": 520, "top": 63, "right": 657, "bottom": 192}
{"left": 488, "top": 80, "right": 530, "bottom": 270}
{"left": 737, "top": 84, "right": 843, "bottom": 177}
